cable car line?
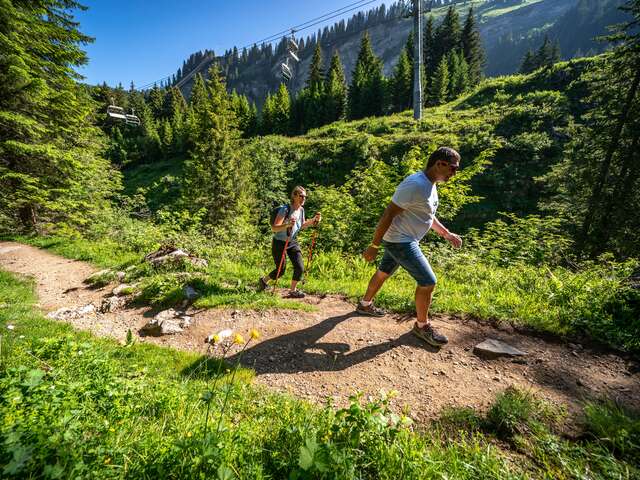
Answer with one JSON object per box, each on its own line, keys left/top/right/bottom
{"left": 138, "top": 0, "right": 383, "bottom": 90}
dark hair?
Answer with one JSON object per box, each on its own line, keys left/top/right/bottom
{"left": 426, "top": 147, "right": 461, "bottom": 169}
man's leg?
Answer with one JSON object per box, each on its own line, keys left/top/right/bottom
{"left": 415, "top": 284, "right": 435, "bottom": 326}
{"left": 362, "top": 270, "right": 390, "bottom": 302}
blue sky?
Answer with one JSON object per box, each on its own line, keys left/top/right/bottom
{"left": 75, "top": 0, "right": 387, "bottom": 87}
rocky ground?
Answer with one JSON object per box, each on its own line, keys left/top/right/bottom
{"left": 2, "top": 241, "right": 638, "bottom": 425}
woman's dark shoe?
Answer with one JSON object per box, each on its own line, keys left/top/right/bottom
{"left": 287, "top": 290, "right": 306, "bottom": 299}
{"left": 257, "top": 277, "right": 269, "bottom": 292}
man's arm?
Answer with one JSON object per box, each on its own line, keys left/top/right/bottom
{"left": 363, "top": 202, "right": 404, "bottom": 262}
{"left": 432, "top": 216, "right": 462, "bottom": 248}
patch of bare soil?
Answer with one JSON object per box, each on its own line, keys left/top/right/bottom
{"left": 2, "top": 241, "right": 638, "bottom": 424}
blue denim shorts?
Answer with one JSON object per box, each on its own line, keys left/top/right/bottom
{"left": 378, "top": 241, "right": 437, "bottom": 286}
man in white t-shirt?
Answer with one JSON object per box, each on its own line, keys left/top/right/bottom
{"left": 356, "top": 147, "right": 463, "bottom": 347}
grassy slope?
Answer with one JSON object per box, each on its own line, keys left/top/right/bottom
{"left": 2, "top": 270, "right": 638, "bottom": 478}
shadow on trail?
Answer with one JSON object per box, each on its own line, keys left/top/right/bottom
{"left": 178, "top": 311, "right": 439, "bottom": 380}
{"left": 226, "top": 312, "right": 440, "bottom": 375}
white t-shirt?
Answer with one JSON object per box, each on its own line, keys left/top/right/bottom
{"left": 383, "top": 171, "right": 438, "bottom": 243}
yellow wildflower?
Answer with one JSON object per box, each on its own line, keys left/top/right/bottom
{"left": 187, "top": 431, "right": 192, "bottom": 437}
{"left": 249, "top": 329, "right": 260, "bottom": 340}
{"left": 233, "top": 333, "right": 245, "bottom": 345}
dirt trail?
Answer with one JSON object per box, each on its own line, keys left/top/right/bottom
{"left": 1, "top": 241, "right": 638, "bottom": 424}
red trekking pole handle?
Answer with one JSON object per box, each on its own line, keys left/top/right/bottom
{"left": 273, "top": 233, "right": 290, "bottom": 294}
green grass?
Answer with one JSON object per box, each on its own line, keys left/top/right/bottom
{"left": 2, "top": 270, "right": 638, "bottom": 478}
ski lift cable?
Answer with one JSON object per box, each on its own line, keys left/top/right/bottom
{"left": 246, "top": 0, "right": 381, "bottom": 48}
{"left": 251, "top": 0, "right": 376, "bottom": 46}
{"left": 138, "top": 0, "right": 383, "bottom": 90}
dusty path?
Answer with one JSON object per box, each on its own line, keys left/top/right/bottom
{"left": 1, "top": 241, "right": 638, "bottom": 424}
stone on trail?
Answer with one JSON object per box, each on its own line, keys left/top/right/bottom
{"left": 140, "top": 308, "right": 192, "bottom": 336}
{"left": 100, "top": 295, "right": 126, "bottom": 313}
{"left": 473, "top": 338, "right": 527, "bottom": 359}
{"left": 87, "top": 269, "right": 112, "bottom": 282}
{"left": 112, "top": 284, "right": 134, "bottom": 296}
{"left": 144, "top": 246, "right": 208, "bottom": 269}
{"left": 47, "top": 303, "right": 95, "bottom": 320}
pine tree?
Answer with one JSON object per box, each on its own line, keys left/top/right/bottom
{"left": 391, "top": 48, "right": 413, "bottom": 112}
{"left": 448, "top": 50, "right": 470, "bottom": 99}
{"left": 423, "top": 15, "right": 436, "bottom": 80}
{"left": 461, "top": 6, "right": 484, "bottom": 86}
{"left": 324, "top": 50, "right": 347, "bottom": 123}
{"left": 187, "top": 74, "right": 211, "bottom": 145}
{"left": 430, "top": 56, "right": 449, "bottom": 106}
{"left": 301, "top": 43, "right": 326, "bottom": 130}
{"left": 0, "top": 0, "right": 120, "bottom": 233}
{"left": 230, "top": 91, "right": 257, "bottom": 138}
{"left": 307, "top": 43, "right": 325, "bottom": 94}
{"left": 272, "top": 83, "right": 291, "bottom": 135}
{"left": 348, "top": 32, "right": 386, "bottom": 119}
{"left": 261, "top": 93, "right": 276, "bottom": 135}
{"left": 435, "top": 7, "right": 462, "bottom": 66}
{"left": 182, "top": 64, "right": 249, "bottom": 227}
{"left": 563, "top": 0, "right": 640, "bottom": 256}
{"left": 160, "top": 119, "right": 174, "bottom": 157}
{"left": 535, "top": 35, "right": 556, "bottom": 69}
{"left": 148, "top": 85, "right": 166, "bottom": 118}
{"left": 520, "top": 50, "right": 536, "bottom": 74}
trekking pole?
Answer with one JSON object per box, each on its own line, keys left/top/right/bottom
{"left": 302, "top": 227, "right": 318, "bottom": 286}
{"left": 273, "top": 233, "right": 291, "bottom": 294}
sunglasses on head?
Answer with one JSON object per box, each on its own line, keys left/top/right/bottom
{"left": 296, "top": 192, "right": 307, "bottom": 198}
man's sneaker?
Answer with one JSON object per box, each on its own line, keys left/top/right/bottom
{"left": 257, "top": 277, "right": 269, "bottom": 292}
{"left": 356, "top": 301, "right": 386, "bottom": 317}
{"left": 412, "top": 322, "right": 448, "bottom": 347}
{"left": 287, "top": 290, "right": 306, "bottom": 299}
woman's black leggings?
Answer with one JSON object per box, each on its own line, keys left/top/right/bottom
{"left": 269, "top": 239, "right": 304, "bottom": 281}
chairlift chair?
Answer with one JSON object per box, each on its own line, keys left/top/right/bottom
{"left": 125, "top": 108, "right": 141, "bottom": 127}
{"left": 106, "top": 101, "right": 127, "bottom": 122}
{"left": 281, "top": 62, "right": 292, "bottom": 81}
{"left": 288, "top": 50, "right": 300, "bottom": 62}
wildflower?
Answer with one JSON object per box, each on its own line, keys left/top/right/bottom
{"left": 7, "top": 325, "right": 15, "bottom": 330}
{"left": 109, "top": 427, "right": 115, "bottom": 433}
{"left": 250, "top": 328, "right": 260, "bottom": 340}
{"left": 186, "top": 431, "right": 192, "bottom": 437}
{"left": 388, "top": 389, "right": 399, "bottom": 399}
{"left": 233, "top": 333, "right": 245, "bottom": 345}
{"left": 104, "top": 458, "right": 111, "bottom": 464}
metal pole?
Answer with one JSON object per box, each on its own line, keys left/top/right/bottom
{"left": 413, "top": 0, "right": 423, "bottom": 120}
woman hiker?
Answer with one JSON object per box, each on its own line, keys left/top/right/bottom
{"left": 258, "top": 186, "right": 321, "bottom": 298}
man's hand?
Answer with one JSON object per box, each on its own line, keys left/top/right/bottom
{"left": 313, "top": 212, "right": 322, "bottom": 226}
{"left": 363, "top": 245, "right": 379, "bottom": 262}
{"left": 444, "top": 232, "right": 462, "bottom": 249}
